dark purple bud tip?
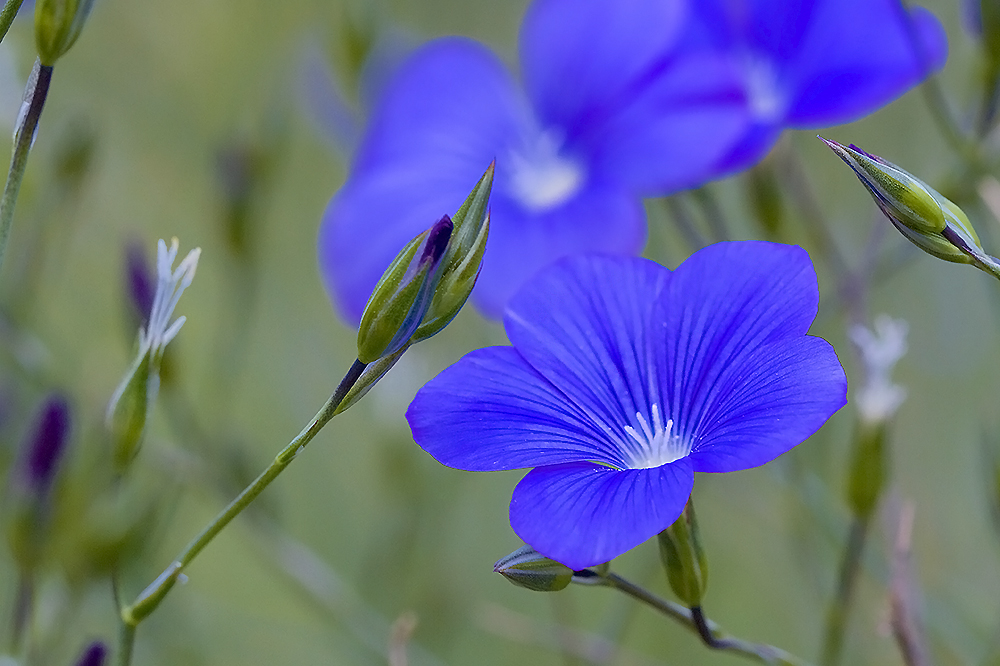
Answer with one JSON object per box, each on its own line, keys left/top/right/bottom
{"left": 125, "top": 240, "right": 154, "bottom": 326}
{"left": 74, "top": 641, "right": 107, "bottom": 666}
{"left": 22, "top": 393, "right": 71, "bottom": 491}
{"left": 848, "top": 143, "right": 882, "bottom": 163}
{"left": 422, "top": 215, "right": 453, "bottom": 266}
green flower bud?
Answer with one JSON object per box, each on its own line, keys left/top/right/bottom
{"left": 494, "top": 544, "right": 574, "bottom": 592}
{"left": 846, "top": 420, "right": 889, "bottom": 520}
{"left": 357, "top": 215, "right": 453, "bottom": 364}
{"left": 821, "top": 138, "right": 998, "bottom": 272}
{"left": 658, "top": 501, "right": 708, "bottom": 607}
{"left": 412, "top": 161, "right": 493, "bottom": 343}
{"left": 35, "top": 0, "right": 95, "bottom": 66}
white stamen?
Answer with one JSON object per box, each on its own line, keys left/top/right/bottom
{"left": 849, "top": 315, "right": 908, "bottom": 423}
{"left": 141, "top": 238, "right": 201, "bottom": 356}
{"left": 622, "top": 404, "right": 690, "bottom": 469}
{"left": 508, "top": 128, "right": 585, "bottom": 212}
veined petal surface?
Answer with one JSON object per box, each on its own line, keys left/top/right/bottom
{"left": 407, "top": 347, "right": 628, "bottom": 471}
{"left": 510, "top": 460, "right": 694, "bottom": 570}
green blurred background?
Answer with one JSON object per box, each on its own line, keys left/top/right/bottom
{"left": 2, "top": 0, "right": 1000, "bottom": 664}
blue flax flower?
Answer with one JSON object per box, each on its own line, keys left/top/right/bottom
{"left": 407, "top": 242, "right": 847, "bottom": 569}
{"left": 689, "top": 0, "right": 947, "bottom": 174}
{"left": 319, "top": 0, "right": 748, "bottom": 321}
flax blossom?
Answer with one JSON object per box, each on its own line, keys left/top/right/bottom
{"left": 319, "top": 0, "right": 748, "bottom": 321}
{"left": 688, "top": 0, "right": 947, "bottom": 173}
{"left": 407, "top": 242, "right": 847, "bottom": 569}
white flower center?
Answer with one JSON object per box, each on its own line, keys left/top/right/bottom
{"left": 743, "top": 55, "right": 785, "bottom": 123}
{"left": 508, "top": 129, "right": 585, "bottom": 212}
{"left": 622, "top": 404, "right": 690, "bottom": 469}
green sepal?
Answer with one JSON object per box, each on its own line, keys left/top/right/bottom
{"left": 357, "top": 216, "right": 452, "bottom": 363}
{"left": 412, "top": 162, "right": 493, "bottom": 343}
{"left": 106, "top": 348, "right": 158, "bottom": 475}
{"left": 658, "top": 501, "right": 708, "bottom": 607}
{"left": 35, "top": 0, "right": 94, "bottom": 65}
{"left": 846, "top": 420, "right": 889, "bottom": 521}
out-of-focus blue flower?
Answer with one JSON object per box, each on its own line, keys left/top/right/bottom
{"left": 686, "top": 0, "right": 948, "bottom": 174}
{"left": 319, "top": 0, "right": 750, "bottom": 320}
{"left": 407, "top": 242, "right": 847, "bottom": 569}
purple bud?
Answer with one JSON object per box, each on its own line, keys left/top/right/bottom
{"left": 20, "top": 394, "right": 70, "bottom": 492}
{"left": 421, "top": 215, "right": 453, "bottom": 268}
{"left": 74, "top": 641, "right": 107, "bottom": 666}
{"left": 125, "top": 241, "right": 154, "bottom": 328}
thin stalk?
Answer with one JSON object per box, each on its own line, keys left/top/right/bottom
{"left": 0, "top": 61, "right": 53, "bottom": 274}
{"left": 0, "top": 0, "right": 24, "bottom": 45}
{"left": 690, "top": 187, "right": 730, "bottom": 243}
{"left": 596, "top": 571, "right": 814, "bottom": 666}
{"left": 117, "top": 623, "right": 135, "bottom": 666}
{"left": 116, "top": 359, "right": 367, "bottom": 665}
{"left": 819, "top": 517, "right": 870, "bottom": 666}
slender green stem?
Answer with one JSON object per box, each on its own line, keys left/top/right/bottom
{"left": 116, "top": 622, "right": 135, "bottom": 666}
{"left": 819, "top": 517, "right": 870, "bottom": 666}
{"left": 595, "top": 571, "right": 814, "bottom": 666}
{"left": 117, "top": 359, "right": 367, "bottom": 663}
{"left": 0, "top": 61, "right": 53, "bottom": 274}
{"left": 0, "top": 0, "right": 24, "bottom": 45}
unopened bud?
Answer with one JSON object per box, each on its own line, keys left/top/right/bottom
{"left": 494, "top": 545, "right": 574, "bottom": 592}
{"left": 74, "top": 641, "right": 107, "bottom": 666}
{"left": 357, "top": 215, "right": 452, "bottom": 363}
{"left": 412, "top": 162, "right": 493, "bottom": 343}
{"left": 821, "top": 138, "right": 1000, "bottom": 276}
{"left": 34, "top": 0, "right": 95, "bottom": 65}
{"left": 658, "top": 501, "right": 708, "bottom": 607}
{"left": 18, "top": 393, "right": 71, "bottom": 495}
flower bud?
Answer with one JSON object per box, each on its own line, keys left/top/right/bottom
{"left": 334, "top": 164, "right": 494, "bottom": 415}
{"left": 658, "top": 501, "right": 708, "bottom": 607}
{"left": 18, "top": 393, "right": 71, "bottom": 495}
{"left": 34, "top": 0, "right": 95, "bottom": 65}
{"left": 357, "top": 215, "right": 452, "bottom": 363}
{"left": 846, "top": 420, "right": 888, "bottom": 520}
{"left": 494, "top": 544, "right": 574, "bottom": 592}
{"left": 821, "top": 138, "right": 996, "bottom": 270}
{"left": 412, "top": 161, "right": 493, "bottom": 343}
{"left": 74, "top": 641, "right": 107, "bottom": 666}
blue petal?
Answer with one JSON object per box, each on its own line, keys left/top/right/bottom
{"left": 509, "top": 460, "right": 693, "bottom": 570}
{"left": 519, "top": 0, "right": 686, "bottom": 135}
{"left": 652, "top": 242, "right": 831, "bottom": 442}
{"left": 406, "top": 347, "right": 628, "bottom": 471}
{"left": 782, "top": 1, "right": 948, "bottom": 127}
{"left": 686, "top": 336, "right": 847, "bottom": 472}
{"left": 585, "top": 52, "right": 749, "bottom": 193}
{"left": 318, "top": 37, "right": 528, "bottom": 323}
{"left": 473, "top": 187, "right": 646, "bottom": 319}
{"left": 503, "top": 255, "right": 671, "bottom": 443}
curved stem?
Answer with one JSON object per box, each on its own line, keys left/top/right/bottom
{"left": 117, "top": 359, "right": 367, "bottom": 663}
{"left": 0, "top": 61, "right": 52, "bottom": 274}
{"left": 596, "top": 571, "right": 814, "bottom": 666}
{"left": 0, "top": 0, "right": 24, "bottom": 45}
